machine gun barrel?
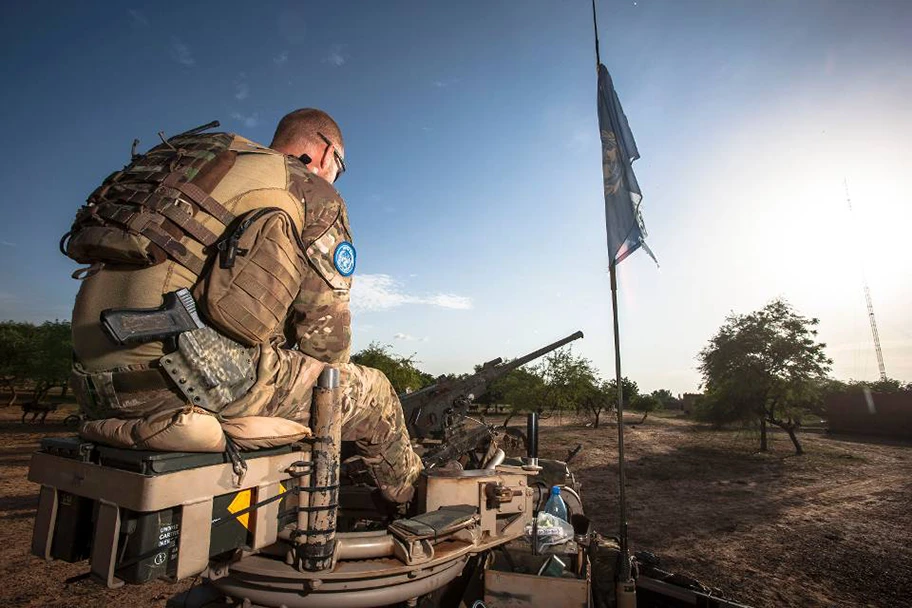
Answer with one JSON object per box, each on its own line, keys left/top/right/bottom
{"left": 487, "top": 330, "right": 584, "bottom": 376}
{"left": 402, "top": 331, "right": 584, "bottom": 440}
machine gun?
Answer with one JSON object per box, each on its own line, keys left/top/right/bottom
{"left": 401, "top": 330, "right": 583, "bottom": 468}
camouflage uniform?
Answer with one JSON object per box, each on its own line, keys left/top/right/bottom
{"left": 69, "top": 134, "right": 421, "bottom": 503}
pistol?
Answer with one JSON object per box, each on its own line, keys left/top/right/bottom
{"left": 100, "top": 288, "right": 205, "bottom": 345}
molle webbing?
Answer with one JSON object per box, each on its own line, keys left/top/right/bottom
{"left": 161, "top": 171, "right": 235, "bottom": 226}
{"left": 91, "top": 203, "right": 207, "bottom": 275}
{"left": 64, "top": 132, "right": 238, "bottom": 275}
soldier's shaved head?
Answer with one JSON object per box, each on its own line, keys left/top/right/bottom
{"left": 271, "top": 108, "right": 345, "bottom": 183}
{"left": 271, "top": 108, "right": 343, "bottom": 153}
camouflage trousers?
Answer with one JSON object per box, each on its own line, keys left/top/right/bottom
{"left": 335, "top": 364, "right": 424, "bottom": 504}
{"left": 74, "top": 342, "right": 422, "bottom": 504}
{"left": 222, "top": 348, "right": 422, "bottom": 503}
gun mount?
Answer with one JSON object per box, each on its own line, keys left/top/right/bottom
{"left": 402, "top": 331, "right": 584, "bottom": 468}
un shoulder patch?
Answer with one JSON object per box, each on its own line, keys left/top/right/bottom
{"left": 333, "top": 242, "right": 356, "bottom": 277}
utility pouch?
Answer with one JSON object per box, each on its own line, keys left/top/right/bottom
{"left": 193, "top": 208, "right": 305, "bottom": 346}
{"left": 159, "top": 327, "right": 256, "bottom": 414}
{"left": 60, "top": 130, "right": 236, "bottom": 276}
{"left": 70, "top": 366, "right": 119, "bottom": 420}
{"left": 64, "top": 224, "right": 164, "bottom": 267}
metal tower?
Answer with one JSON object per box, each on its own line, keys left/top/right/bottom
{"left": 844, "top": 179, "right": 887, "bottom": 381}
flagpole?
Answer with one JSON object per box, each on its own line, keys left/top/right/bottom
{"left": 591, "top": 0, "right": 601, "bottom": 67}
{"left": 610, "top": 263, "right": 631, "bottom": 579}
{"left": 593, "top": 0, "right": 633, "bottom": 587}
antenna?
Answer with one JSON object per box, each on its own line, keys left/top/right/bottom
{"left": 844, "top": 179, "right": 887, "bottom": 381}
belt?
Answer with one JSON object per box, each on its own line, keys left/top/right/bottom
{"left": 109, "top": 367, "right": 175, "bottom": 395}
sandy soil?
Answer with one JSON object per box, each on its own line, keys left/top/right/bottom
{"left": 1, "top": 408, "right": 910, "bottom": 607}
{"left": 536, "top": 415, "right": 912, "bottom": 608}
{"left": 0, "top": 408, "right": 195, "bottom": 607}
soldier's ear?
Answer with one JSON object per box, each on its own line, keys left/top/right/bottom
{"left": 318, "top": 143, "right": 334, "bottom": 172}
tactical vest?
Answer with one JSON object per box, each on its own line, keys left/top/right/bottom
{"left": 62, "top": 130, "right": 310, "bottom": 348}
{"left": 61, "top": 131, "right": 239, "bottom": 277}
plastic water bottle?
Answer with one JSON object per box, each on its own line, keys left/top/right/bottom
{"left": 543, "top": 485, "right": 568, "bottom": 522}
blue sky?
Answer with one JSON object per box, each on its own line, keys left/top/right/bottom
{"left": 1, "top": 1, "right": 910, "bottom": 394}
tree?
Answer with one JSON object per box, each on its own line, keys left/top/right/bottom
{"left": 698, "top": 299, "right": 832, "bottom": 455}
{"left": 540, "top": 347, "right": 600, "bottom": 419}
{"left": 477, "top": 365, "right": 548, "bottom": 416}
{"left": 350, "top": 342, "right": 434, "bottom": 394}
{"left": 0, "top": 320, "right": 73, "bottom": 405}
{"left": 630, "top": 393, "right": 661, "bottom": 424}
{"left": 650, "top": 389, "right": 676, "bottom": 407}
{"left": 843, "top": 377, "right": 911, "bottom": 394}
{"left": 0, "top": 321, "right": 37, "bottom": 405}
{"left": 30, "top": 321, "right": 73, "bottom": 402}
{"left": 607, "top": 377, "right": 639, "bottom": 408}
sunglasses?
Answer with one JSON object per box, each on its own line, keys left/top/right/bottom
{"left": 298, "top": 132, "right": 346, "bottom": 183}
{"left": 318, "top": 132, "right": 346, "bottom": 182}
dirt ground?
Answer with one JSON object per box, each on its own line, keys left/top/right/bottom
{"left": 1, "top": 408, "right": 910, "bottom": 608}
{"left": 536, "top": 414, "right": 912, "bottom": 608}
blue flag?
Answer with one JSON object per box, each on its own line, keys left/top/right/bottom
{"left": 598, "top": 64, "right": 656, "bottom": 268}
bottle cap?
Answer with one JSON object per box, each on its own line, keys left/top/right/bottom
{"left": 551, "top": 485, "right": 561, "bottom": 495}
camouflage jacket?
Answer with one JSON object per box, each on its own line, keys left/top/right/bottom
{"left": 71, "top": 134, "right": 353, "bottom": 373}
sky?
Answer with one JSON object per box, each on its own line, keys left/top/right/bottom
{"left": 0, "top": 0, "right": 910, "bottom": 395}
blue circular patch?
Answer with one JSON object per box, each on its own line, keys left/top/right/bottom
{"left": 333, "top": 241, "right": 356, "bottom": 277}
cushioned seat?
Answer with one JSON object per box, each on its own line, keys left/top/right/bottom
{"left": 79, "top": 407, "right": 311, "bottom": 453}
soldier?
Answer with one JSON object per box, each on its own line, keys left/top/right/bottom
{"left": 66, "top": 109, "right": 422, "bottom": 503}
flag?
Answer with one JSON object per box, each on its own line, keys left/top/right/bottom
{"left": 598, "top": 64, "right": 656, "bottom": 267}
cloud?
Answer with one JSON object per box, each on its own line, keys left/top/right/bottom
{"left": 394, "top": 333, "right": 430, "bottom": 342}
{"left": 231, "top": 112, "right": 260, "bottom": 128}
{"left": 274, "top": 51, "right": 289, "bottom": 65}
{"left": 170, "top": 37, "right": 195, "bottom": 67}
{"left": 432, "top": 78, "right": 461, "bottom": 89}
{"left": 128, "top": 9, "right": 149, "bottom": 27}
{"left": 351, "top": 274, "right": 472, "bottom": 312}
{"left": 235, "top": 83, "right": 249, "bottom": 100}
{"left": 0, "top": 240, "right": 16, "bottom": 247}
{"left": 324, "top": 45, "right": 346, "bottom": 67}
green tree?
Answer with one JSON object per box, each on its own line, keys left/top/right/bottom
{"left": 477, "top": 365, "right": 548, "bottom": 414}
{"left": 540, "top": 347, "right": 599, "bottom": 417}
{"left": 650, "top": 389, "right": 676, "bottom": 406}
{"left": 0, "top": 321, "right": 38, "bottom": 405}
{"left": 581, "top": 380, "right": 613, "bottom": 428}
{"left": 606, "top": 377, "right": 639, "bottom": 408}
{"left": 0, "top": 320, "right": 73, "bottom": 404}
{"left": 350, "top": 342, "right": 434, "bottom": 394}
{"left": 32, "top": 321, "right": 73, "bottom": 401}
{"left": 844, "top": 377, "right": 911, "bottom": 394}
{"left": 630, "top": 393, "right": 661, "bottom": 424}
{"left": 698, "top": 299, "right": 832, "bottom": 455}
{"left": 601, "top": 377, "right": 640, "bottom": 425}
